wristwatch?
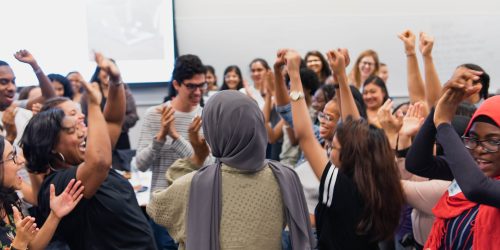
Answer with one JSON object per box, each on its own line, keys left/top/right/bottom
{"left": 289, "top": 91, "right": 304, "bottom": 101}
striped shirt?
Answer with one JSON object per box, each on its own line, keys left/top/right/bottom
{"left": 441, "top": 205, "right": 479, "bottom": 250}
{"left": 135, "top": 102, "right": 202, "bottom": 192}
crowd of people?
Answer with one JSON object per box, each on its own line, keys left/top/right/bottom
{"left": 0, "top": 28, "right": 499, "bottom": 250}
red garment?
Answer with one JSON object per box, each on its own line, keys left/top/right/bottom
{"left": 464, "top": 95, "right": 500, "bottom": 135}
{"left": 425, "top": 176, "right": 500, "bottom": 249}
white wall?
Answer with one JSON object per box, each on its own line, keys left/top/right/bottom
{"left": 128, "top": 0, "right": 500, "bottom": 148}
{"left": 173, "top": 0, "right": 500, "bottom": 96}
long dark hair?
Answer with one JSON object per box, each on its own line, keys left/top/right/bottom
{"left": 48, "top": 73, "right": 74, "bottom": 99}
{"left": 336, "top": 117, "right": 404, "bottom": 240}
{"left": 21, "top": 109, "right": 66, "bottom": 174}
{"left": 305, "top": 51, "right": 332, "bottom": 84}
{"left": 363, "top": 76, "right": 390, "bottom": 102}
{"left": 0, "top": 136, "right": 21, "bottom": 219}
{"left": 220, "top": 65, "right": 243, "bottom": 91}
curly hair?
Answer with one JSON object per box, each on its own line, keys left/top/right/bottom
{"left": 165, "top": 54, "right": 206, "bottom": 100}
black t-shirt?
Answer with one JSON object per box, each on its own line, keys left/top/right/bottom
{"left": 37, "top": 166, "right": 156, "bottom": 250}
{"left": 315, "top": 162, "right": 378, "bottom": 250}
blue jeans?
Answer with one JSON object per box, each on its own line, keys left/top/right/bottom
{"left": 149, "top": 218, "right": 178, "bottom": 250}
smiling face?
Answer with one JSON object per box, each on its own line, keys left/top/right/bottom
{"left": 1, "top": 140, "right": 24, "bottom": 190}
{"left": 306, "top": 55, "right": 323, "bottom": 75}
{"left": 467, "top": 121, "right": 500, "bottom": 177}
{"left": 319, "top": 100, "right": 340, "bottom": 140}
{"left": 52, "top": 80, "right": 65, "bottom": 97}
{"left": 67, "top": 72, "right": 82, "bottom": 94}
{"left": 363, "top": 83, "right": 385, "bottom": 110}
{"left": 206, "top": 71, "right": 216, "bottom": 88}
{"left": 0, "top": 65, "right": 16, "bottom": 111}
{"left": 54, "top": 116, "right": 87, "bottom": 166}
{"left": 250, "top": 61, "right": 267, "bottom": 86}
{"left": 312, "top": 89, "right": 327, "bottom": 113}
{"left": 174, "top": 73, "right": 206, "bottom": 106}
{"left": 358, "top": 56, "right": 376, "bottom": 79}
{"left": 224, "top": 70, "right": 241, "bottom": 90}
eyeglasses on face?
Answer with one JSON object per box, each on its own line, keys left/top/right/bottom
{"left": 182, "top": 82, "right": 208, "bottom": 91}
{"left": 0, "top": 147, "right": 19, "bottom": 165}
{"left": 462, "top": 136, "right": 500, "bottom": 153}
{"left": 318, "top": 111, "right": 334, "bottom": 122}
{"left": 361, "top": 61, "right": 374, "bottom": 67}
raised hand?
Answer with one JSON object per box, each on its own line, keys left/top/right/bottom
{"left": 284, "top": 50, "right": 302, "bottom": 74}
{"left": 82, "top": 81, "right": 102, "bottom": 106}
{"left": 326, "top": 48, "right": 349, "bottom": 76}
{"left": 50, "top": 179, "right": 84, "bottom": 219}
{"left": 188, "top": 116, "right": 210, "bottom": 166}
{"left": 274, "top": 49, "right": 288, "bottom": 70}
{"left": 156, "top": 105, "right": 177, "bottom": 140}
{"left": 31, "top": 103, "right": 43, "bottom": 115}
{"left": 398, "top": 30, "right": 416, "bottom": 56}
{"left": 14, "top": 49, "right": 37, "bottom": 66}
{"left": 442, "top": 67, "right": 482, "bottom": 96}
{"left": 94, "top": 52, "right": 121, "bottom": 83}
{"left": 400, "top": 102, "right": 425, "bottom": 137}
{"left": 419, "top": 32, "right": 434, "bottom": 57}
{"left": 12, "top": 206, "right": 38, "bottom": 249}
{"left": 377, "top": 99, "right": 403, "bottom": 136}
{"left": 434, "top": 67, "right": 482, "bottom": 127}
{"left": 264, "top": 70, "right": 275, "bottom": 97}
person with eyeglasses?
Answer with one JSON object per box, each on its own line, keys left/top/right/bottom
{"left": 348, "top": 49, "right": 380, "bottom": 89}
{"left": 405, "top": 67, "right": 500, "bottom": 249}
{"left": 135, "top": 54, "right": 208, "bottom": 250}
{"left": 0, "top": 135, "right": 84, "bottom": 250}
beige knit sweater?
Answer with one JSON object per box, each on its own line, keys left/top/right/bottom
{"left": 147, "top": 159, "right": 285, "bottom": 250}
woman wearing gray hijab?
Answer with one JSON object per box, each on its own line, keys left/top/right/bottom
{"left": 147, "top": 90, "right": 314, "bottom": 250}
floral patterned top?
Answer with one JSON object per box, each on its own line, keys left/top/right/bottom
{"left": 0, "top": 214, "right": 16, "bottom": 250}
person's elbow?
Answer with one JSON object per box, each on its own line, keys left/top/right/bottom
{"left": 461, "top": 178, "right": 491, "bottom": 204}
{"left": 134, "top": 156, "right": 149, "bottom": 172}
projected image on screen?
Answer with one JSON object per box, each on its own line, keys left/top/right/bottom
{"left": 86, "top": 0, "right": 165, "bottom": 60}
{"left": 1, "top": 0, "right": 175, "bottom": 87}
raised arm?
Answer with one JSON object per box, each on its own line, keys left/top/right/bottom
{"left": 284, "top": 49, "right": 328, "bottom": 178}
{"left": 97, "top": 53, "right": 126, "bottom": 148}
{"left": 76, "top": 59, "right": 112, "bottom": 198}
{"left": 398, "top": 30, "right": 425, "bottom": 104}
{"left": 13, "top": 50, "right": 56, "bottom": 110}
{"left": 377, "top": 99, "right": 403, "bottom": 149}
{"left": 420, "top": 32, "right": 442, "bottom": 108}
{"left": 433, "top": 68, "right": 500, "bottom": 207}
{"left": 262, "top": 71, "right": 284, "bottom": 143}
{"left": 273, "top": 50, "right": 290, "bottom": 106}
{"left": 405, "top": 108, "right": 453, "bottom": 180}
{"left": 326, "top": 49, "right": 360, "bottom": 121}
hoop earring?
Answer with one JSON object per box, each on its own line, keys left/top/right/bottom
{"left": 52, "top": 151, "right": 66, "bottom": 163}
{"left": 57, "top": 152, "right": 66, "bottom": 163}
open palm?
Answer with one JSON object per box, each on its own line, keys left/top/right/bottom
{"left": 400, "top": 103, "right": 425, "bottom": 137}
{"left": 50, "top": 179, "right": 84, "bottom": 219}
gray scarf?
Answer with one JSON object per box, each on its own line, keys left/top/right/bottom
{"left": 186, "top": 90, "right": 314, "bottom": 249}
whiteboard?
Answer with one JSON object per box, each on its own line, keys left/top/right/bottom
{"left": 175, "top": 0, "right": 500, "bottom": 97}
